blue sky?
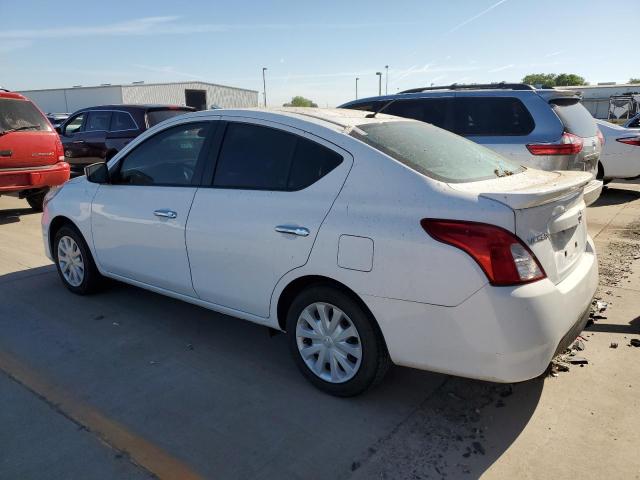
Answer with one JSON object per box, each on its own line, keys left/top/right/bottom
{"left": 1, "top": 0, "right": 636, "bottom": 106}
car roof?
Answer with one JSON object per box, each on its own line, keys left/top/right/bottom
{"left": 76, "top": 104, "right": 195, "bottom": 112}
{"left": 183, "top": 107, "right": 406, "bottom": 132}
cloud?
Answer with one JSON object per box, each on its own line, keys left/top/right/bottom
{"left": 447, "top": 0, "right": 510, "bottom": 33}
{"left": 0, "top": 39, "right": 33, "bottom": 53}
{"left": 544, "top": 50, "right": 564, "bottom": 57}
{"left": 0, "top": 17, "right": 422, "bottom": 40}
{"left": 488, "top": 64, "right": 514, "bottom": 73}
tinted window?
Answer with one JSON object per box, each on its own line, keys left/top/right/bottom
{"left": 63, "top": 113, "right": 85, "bottom": 135}
{"left": 110, "top": 111, "right": 137, "bottom": 131}
{"left": 384, "top": 98, "right": 450, "bottom": 128}
{"left": 628, "top": 116, "right": 640, "bottom": 128}
{"left": 344, "top": 102, "right": 379, "bottom": 112}
{"left": 146, "top": 109, "right": 192, "bottom": 127}
{"left": 551, "top": 100, "right": 598, "bottom": 137}
{"left": 116, "top": 122, "right": 208, "bottom": 186}
{"left": 288, "top": 138, "right": 343, "bottom": 190}
{"left": 0, "top": 98, "right": 50, "bottom": 132}
{"left": 453, "top": 97, "right": 534, "bottom": 136}
{"left": 214, "top": 123, "right": 297, "bottom": 190}
{"left": 85, "top": 111, "right": 111, "bottom": 132}
{"left": 350, "top": 121, "right": 524, "bottom": 183}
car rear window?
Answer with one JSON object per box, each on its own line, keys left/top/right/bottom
{"left": 551, "top": 99, "right": 597, "bottom": 138}
{"left": 0, "top": 98, "right": 51, "bottom": 132}
{"left": 146, "top": 109, "right": 192, "bottom": 127}
{"left": 453, "top": 97, "right": 534, "bottom": 136}
{"left": 350, "top": 121, "right": 524, "bottom": 183}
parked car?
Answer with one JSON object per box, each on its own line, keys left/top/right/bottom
{"left": 595, "top": 119, "right": 640, "bottom": 182}
{"left": 46, "top": 113, "right": 70, "bottom": 129}
{"left": 42, "top": 108, "right": 598, "bottom": 396}
{"left": 340, "top": 83, "right": 603, "bottom": 206}
{"left": 0, "top": 90, "right": 69, "bottom": 210}
{"left": 57, "top": 104, "right": 195, "bottom": 176}
{"left": 623, "top": 113, "right": 640, "bottom": 129}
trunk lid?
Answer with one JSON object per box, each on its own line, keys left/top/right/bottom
{"left": 450, "top": 169, "right": 591, "bottom": 284}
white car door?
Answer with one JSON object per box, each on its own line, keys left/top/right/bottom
{"left": 186, "top": 118, "right": 352, "bottom": 317}
{"left": 91, "top": 120, "right": 215, "bottom": 296}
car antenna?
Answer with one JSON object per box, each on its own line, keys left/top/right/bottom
{"left": 365, "top": 99, "right": 397, "bottom": 118}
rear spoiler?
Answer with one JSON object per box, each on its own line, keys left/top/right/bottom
{"left": 537, "top": 89, "right": 582, "bottom": 103}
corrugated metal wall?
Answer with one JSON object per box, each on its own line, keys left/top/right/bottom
{"left": 121, "top": 82, "right": 258, "bottom": 108}
{"left": 18, "top": 86, "right": 123, "bottom": 114}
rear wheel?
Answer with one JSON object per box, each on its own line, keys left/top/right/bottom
{"left": 25, "top": 189, "right": 48, "bottom": 211}
{"left": 53, "top": 225, "right": 102, "bottom": 294}
{"left": 286, "top": 285, "right": 390, "bottom": 396}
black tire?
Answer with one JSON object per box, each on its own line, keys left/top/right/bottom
{"left": 53, "top": 225, "right": 102, "bottom": 295}
{"left": 26, "top": 189, "right": 48, "bottom": 211}
{"left": 286, "top": 285, "right": 390, "bottom": 397}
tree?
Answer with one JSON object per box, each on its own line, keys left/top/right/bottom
{"left": 629, "top": 78, "right": 640, "bottom": 84}
{"left": 521, "top": 73, "right": 587, "bottom": 87}
{"left": 283, "top": 96, "right": 318, "bottom": 107}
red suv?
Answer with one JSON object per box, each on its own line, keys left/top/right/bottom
{"left": 0, "top": 90, "right": 69, "bottom": 210}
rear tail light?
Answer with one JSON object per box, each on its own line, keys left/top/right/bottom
{"left": 597, "top": 129, "right": 605, "bottom": 146}
{"left": 55, "top": 136, "right": 65, "bottom": 161}
{"left": 420, "top": 219, "right": 546, "bottom": 286}
{"left": 526, "top": 132, "right": 583, "bottom": 156}
{"left": 616, "top": 136, "right": 640, "bottom": 147}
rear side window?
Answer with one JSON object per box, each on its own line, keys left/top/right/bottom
{"left": 213, "top": 123, "right": 342, "bottom": 190}
{"left": 551, "top": 100, "right": 598, "bottom": 137}
{"left": 0, "top": 98, "right": 50, "bottom": 132}
{"left": 384, "top": 98, "right": 450, "bottom": 128}
{"left": 351, "top": 120, "right": 524, "bottom": 183}
{"left": 453, "top": 97, "right": 534, "bottom": 136}
{"left": 146, "top": 109, "right": 192, "bottom": 127}
{"left": 110, "top": 111, "right": 137, "bottom": 131}
{"left": 85, "top": 111, "right": 111, "bottom": 132}
{"left": 344, "top": 102, "right": 380, "bottom": 112}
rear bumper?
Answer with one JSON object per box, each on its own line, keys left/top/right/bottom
{"left": 0, "top": 162, "right": 70, "bottom": 192}
{"left": 583, "top": 179, "right": 603, "bottom": 206}
{"left": 363, "top": 236, "right": 599, "bottom": 383}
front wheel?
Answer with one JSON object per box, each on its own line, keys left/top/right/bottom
{"left": 53, "top": 225, "right": 102, "bottom": 294}
{"left": 286, "top": 285, "right": 390, "bottom": 396}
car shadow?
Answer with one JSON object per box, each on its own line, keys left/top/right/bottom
{"left": 586, "top": 315, "right": 640, "bottom": 335}
{"left": 593, "top": 184, "right": 640, "bottom": 207}
{"left": 0, "top": 266, "right": 544, "bottom": 479}
{"left": 0, "top": 207, "right": 36, "bottom": 225}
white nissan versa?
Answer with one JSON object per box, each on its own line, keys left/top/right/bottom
{"left": 42, "top": 108, "right": 598, "bottom": 396}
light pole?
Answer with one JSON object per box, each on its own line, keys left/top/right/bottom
{"left": 376, "top": 72, "right": 382, "bottom": 96}
{"left": 262, "top": 67, "right": 268, "bottom": 107}
{"left": 385, "top": 65, "right": 389, "bottom": 95}
{"left": 355, "top": 77, "right": 359, "bottom": 99}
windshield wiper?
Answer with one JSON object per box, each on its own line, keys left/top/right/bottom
{"left": 0, "top": 125, "right": 41, "bottom": 136}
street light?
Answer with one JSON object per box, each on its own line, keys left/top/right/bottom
{"left": 385, "top": 65, "right": 389, "bottom": 95}
{"left": 262, "top": 67, "right": 268, "bottom": 107}
{"left": 355, "top": 77, "right": 359, "bottom": 99}
{"left": 376, "top": 72, "right": 382, "bottom": 96}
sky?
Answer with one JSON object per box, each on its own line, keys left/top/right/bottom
{"left": 1, "top": 0, "right": 637, "bottom": 107}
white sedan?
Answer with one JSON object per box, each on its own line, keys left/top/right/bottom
{"left": 42, "top": 108, "right": 598, "bottom": 396}
{"left": 596, "top": 119, "right": 640, "bottom": 182}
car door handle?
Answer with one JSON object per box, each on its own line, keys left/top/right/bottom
{"left": 275, "top": 225, "right": 310, "bottom": 237}
{"left": 154, "top": 209, "right": 177, "bottom": 219}
{"left": 72, "top": 140, "right": 85, "bottom": 144}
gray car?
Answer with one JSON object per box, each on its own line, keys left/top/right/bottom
{"left": 340, "top": 83, "right": 603, "bottom": 205}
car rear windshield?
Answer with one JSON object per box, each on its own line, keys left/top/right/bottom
{"left": 146, "top": 109, "right": 192, "bottom": 127}
{"left": 350, "top": 121, "right": 524, "bottom": 183}
{"left": 0, "top": 98, "right": 51, "bottom": 132}
{"left": 550, "top": 99, "right": 597, "bottom": 138}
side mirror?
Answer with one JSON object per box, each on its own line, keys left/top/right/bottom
{"left": 85, "top": 162, "right": 110, "bottom": 184}
{"left": 55, "top": 126, "right": 62, "bottom": 134}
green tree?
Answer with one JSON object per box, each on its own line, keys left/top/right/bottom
{"left": 522, "top": 73, "right": 557, "bottom": 87}
{"left": 629, "top": 78, "right": 640, "bottom": 84}
{"left": 521, "top": 73, "right": 587, "bottom": 87}
{"left": 283, "top": 96, "right": 318, "bottom": 107}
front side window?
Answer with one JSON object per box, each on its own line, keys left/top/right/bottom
{"left": 351, "top": 120, "right": 524, "bottom": 183}
{"left": 63, "top": 113, "right": 85, "bottom": 135}
{"left": 453, "top": 97, "right": 535, "bottom": 136}
{"left": 213, "top": 123, "right": 343, "bottom": 191}
{"left": 115, "top": 122, "right": 209, "bottom": 186}
{"left": 110, "top": 111, "right": 137, "bottom": 131}
{"left": 0, "top": 98, "right": 50, "bottom": 132}
{"left": 86, "top": 111, "right": 112, "bottom": 132}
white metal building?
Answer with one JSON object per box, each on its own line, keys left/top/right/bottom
{"left": 559, "top": 83, "right": 640, "bottom": 119}
{"left": 18, "top": 81, "right": 259, "bottom": 114}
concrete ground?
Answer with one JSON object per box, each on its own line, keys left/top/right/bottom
{"left": 0, "top": 182, "right": 638, "bottom": 480}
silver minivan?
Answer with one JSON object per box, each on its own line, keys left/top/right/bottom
{"left": 340, "top": 83, "right": 603, "bottom": 205}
